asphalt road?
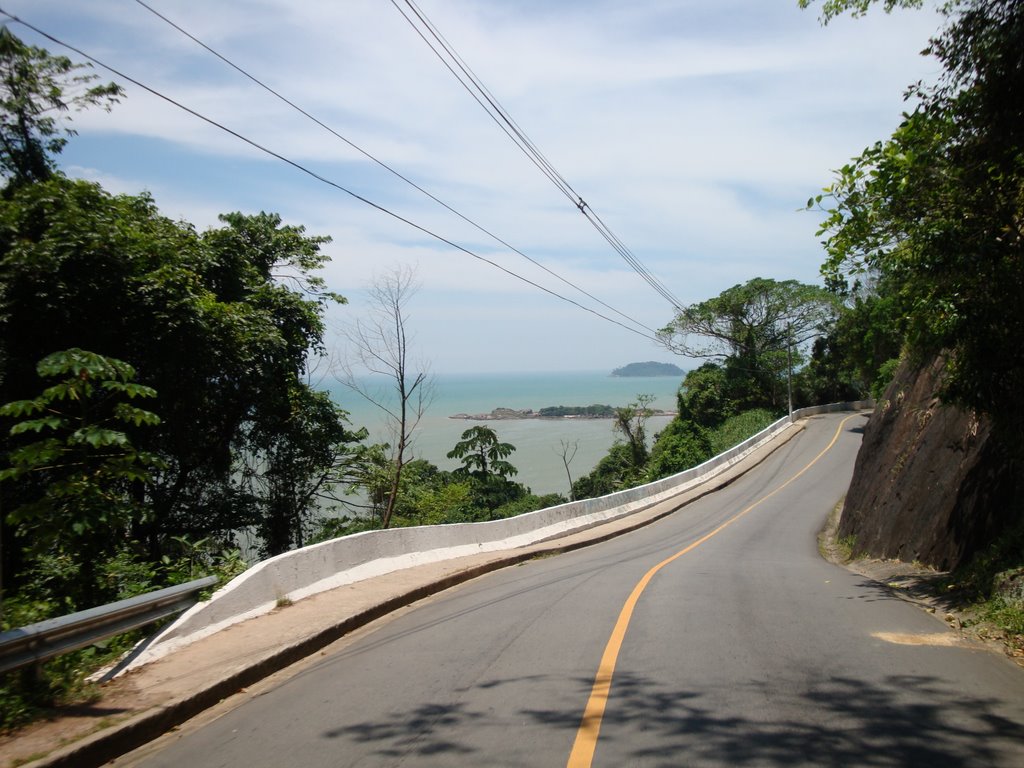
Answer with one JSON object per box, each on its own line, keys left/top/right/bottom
{"left": 126, "top": 412, "right": 1024, "bottom": 767}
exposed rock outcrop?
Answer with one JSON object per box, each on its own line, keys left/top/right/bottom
{"left": 839, "top": 354, "right": 1020, "bottom": 571}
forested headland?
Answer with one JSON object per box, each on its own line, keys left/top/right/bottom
{"left": 610, "top": 361, "right": 684, "bottom": 377}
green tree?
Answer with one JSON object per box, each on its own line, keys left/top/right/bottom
{"left": 0, "top": 178, "right": 350, "bottom": 562}
{"left": 799, "top": 0, "right": 924, "bottom": 23}
{"left": 0, "top": 33, "right": 355, "bottom": 568}
{"left": 447, "top": 425, "right": 518, "bottom": 482}
{"left": 383, "top": 459, "right": 477, "bottom": 527}
{"left": 243, "top": 385, "right": 367, "bottom": 557}
{"left": 830, "top": 283, "right": 904, "bottom": 395}
{"left": 613, "top": 395, "right": 655, "bottom": 469}
{"left": 571, "top": 443, "right": 639, "bottom": 500}
{"left": 0, "top": 349, "right": 161, "bottom": 606}
{"left": 660, "top": 278, "right": 839, "bottom": 411}
{"left": 794, "top": 333, "right": 868, "bottom": 406}
{"left": 407, "top": 481, "right": 478, "bottom": 526}
{"left": 571, "top": 396, "right": 658, "bottom": 500}
{"left": 489, "top": 492, "right": 567, "bottom": 520}
{"left": 646, "top": 418, "right": 712, "bottom": 481}
{"left": 447, "top": 425, "right": 526, "bottom": 513}
{"left": 793, "top": 279, "right": 906, "bottom": 405}
{"left": 679, "top": 363, "right": 734, "bottom": 428}
{"left": 0, "top": 187, "right": 361, "bottom": 574}
{"left": 0, "top": 28, "right": 121, "bottom": 187}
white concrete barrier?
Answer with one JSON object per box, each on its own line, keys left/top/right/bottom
{"left": 134, "top": 401, "right": 870, "bottom": 662}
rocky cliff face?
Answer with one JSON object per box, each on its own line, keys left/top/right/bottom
{"left": 838, "top": 355, "right": 1020, "bottom": 571}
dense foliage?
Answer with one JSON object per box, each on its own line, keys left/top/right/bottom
{"left": 660, "top": 278, "right": 841, "bottom": 413}
{"left": 576, "top": 273, "right": 859, "bottom": 500}
{"left": 538, "top": 404, "right": 617, "bottom": 418}
{"left": 802, "top": 0, "right": 1023, "bottom": 641}
{"left": 0, "top": 32, "right": 579, "bottom": 727}
{"left": 805, "top": 0, "right": 1024, "bottom": 435}
{"left": 571, "top": 389, "right": 782, "bottom": 500}
{"left": 0, "top": 350, "right": 163, "bottom": 609}
{"left": 0, "top": 176, "right": 363, "bottom": 590}
{"left": 0, "top": 28, "right": 122, "bottom": 186}
{"left": 316, "top": 430, "right": 565, "bottom": 537}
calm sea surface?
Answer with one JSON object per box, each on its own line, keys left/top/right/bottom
{"left": 323, "top": 370, "right": 684, "bottom": 496}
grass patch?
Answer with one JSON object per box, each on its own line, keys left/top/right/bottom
{"left": 817, "top": 499, "right": 870, "bottom": 565}
{"left": 836, "top": 535, "right": 859, "bottom": 562}
{"left": 942, "top": 521, "right": 1024, "bottom": 654}
{"left": 708, "top": 409, "right": 779, "bottom": 456}
{"left": 11, "top": 751, "right": 50, "bottom": 767}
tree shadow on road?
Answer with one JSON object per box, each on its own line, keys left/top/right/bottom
{"left": 321, "top": 700, "right": 482, "bottom": 759}
{"left": 317, "top": 666, "right": 1024, "bottom": 766}
{"left": 523, "top": 670, "right": 1024, "bottom": 767}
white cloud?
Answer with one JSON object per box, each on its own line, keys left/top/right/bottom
{"left": 7, "top": 0, "right": 943, "bottom": 372}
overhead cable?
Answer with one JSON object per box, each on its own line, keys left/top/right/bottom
{"left": 129, "top": 0, "right": 657, "bottom": 337}
{"left": 0, "top": 8, "right": 663, "bottom": 345}
{"left": 391, "top": 0, "right": 685, "bottom": 311}
{"left": 389, "top": 0, "right": 577, "bottom": 203}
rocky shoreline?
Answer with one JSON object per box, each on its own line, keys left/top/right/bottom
{"left": 449, "top": 407, "right": 676, "bottom": 421}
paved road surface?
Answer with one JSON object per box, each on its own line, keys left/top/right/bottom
{"left": 121, "top": 412, "right": 1024, "bottom": 767}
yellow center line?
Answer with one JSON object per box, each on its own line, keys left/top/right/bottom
{"left": 566, "top": 414, "right": 858, "bottom": 767}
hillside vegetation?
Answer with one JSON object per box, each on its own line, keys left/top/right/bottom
{"left": 801, "top": 0, "right": 1023, "bottom": 642}
{"left": 0, "top": 30, "right": 559, "bottom": 728}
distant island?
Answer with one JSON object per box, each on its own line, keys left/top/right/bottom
{"left": 450, "top": 403, "right": 675, "bottom": 421}
{"left": 611, "top": 361, "right": 684, "bottom": 377}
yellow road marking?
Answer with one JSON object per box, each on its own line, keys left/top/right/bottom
{"left": 873, "top": 632, "right": 964, "bottom": 647}
{"left": 566, "top": 414, "right": 858, "bottom": 767}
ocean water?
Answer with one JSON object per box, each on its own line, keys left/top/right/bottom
{"left": 324, "top": 370, "right": 684, "bottom": 496}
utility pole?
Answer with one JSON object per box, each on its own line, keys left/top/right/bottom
{"left": 787, "top": 321, "right": 793, "bottom": 420}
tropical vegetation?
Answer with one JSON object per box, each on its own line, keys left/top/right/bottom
{"left": 800, "top": 0, "right": 1023, "bottom": 645}
{"left": 571, "top": 274, "right": 847, "bottom": 502}
{"left": 0, "top": 30, "right": 559, "bottom": 728}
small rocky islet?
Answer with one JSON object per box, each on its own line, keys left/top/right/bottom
{"left": 451, "top": 363, "right": 682, "bottom": 420}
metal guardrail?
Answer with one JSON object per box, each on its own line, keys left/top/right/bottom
{"left": 0, "top": 575, "right": 218, "bottom": 675}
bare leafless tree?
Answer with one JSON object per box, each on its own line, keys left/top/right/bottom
{"left": 556, "top": 439, "right": 579, "bottom": 501}
{"left": 337, "top": 265, "right": 433, "bottom": 528}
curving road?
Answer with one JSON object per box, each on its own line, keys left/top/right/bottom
{"left": 125, "top": 412, "right": 1024, "bottom": 767}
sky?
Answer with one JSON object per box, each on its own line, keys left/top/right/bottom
{"left": 3, "top": 0, "right": 944, "bottom": 374}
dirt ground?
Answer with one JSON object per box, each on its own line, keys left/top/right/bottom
{"left": 0, "top": 670, "right": 151, "bottom": 767}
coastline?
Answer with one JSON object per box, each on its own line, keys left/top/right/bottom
{"left": 449, "top": 407, "right": 677, "bottom": 421}
{"left": 329, "top": 370, "right": 684, "bottom": 495}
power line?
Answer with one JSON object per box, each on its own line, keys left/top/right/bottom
{"left": 391, "top": 0, "right": 685, "bottom": 311}
{"left": 0, "top": 7, "right": 664, "bottom": 345}
{"left": 129, "top": 0, "right": 658, "bottom": 337}
{"left": 389, "top": 0, "right": 577, "bottom": 203}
